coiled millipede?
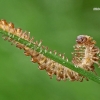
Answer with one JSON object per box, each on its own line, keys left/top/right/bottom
{"left": 72, "top": 35, "right": 100, "bottom": 73}
{"left": 0, "top": 19, "right": 100, "bottom": 82}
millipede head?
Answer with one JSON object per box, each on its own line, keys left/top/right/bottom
{"left": 76, "top": 35, "right": 87, "bottom": 44}
{"left": 76, "top": 35, "right": 96, "bottom": 45}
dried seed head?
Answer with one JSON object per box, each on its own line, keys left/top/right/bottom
{"left": 1, "top": 20, "right": 99, "bottom": 82}
{"left": 8, "top": 23, "right": 14, "bottom": 28}
{"left": 0, "top": 19, "right": 7, "bottom": 25}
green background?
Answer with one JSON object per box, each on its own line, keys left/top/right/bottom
{"left": 0, "top": 0, "right": 100, "bottom": 100}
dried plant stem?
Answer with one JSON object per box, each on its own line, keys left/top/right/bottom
{"left": 0, "top": 29, "right": 100, "bottom": 84}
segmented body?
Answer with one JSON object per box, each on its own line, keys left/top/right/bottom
{"left": 72, "top": 35, "right": 100, "bottom": 72}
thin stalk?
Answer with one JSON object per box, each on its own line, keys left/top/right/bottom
{"left": 0, "top": 29, "right": 100, "bottom": 84}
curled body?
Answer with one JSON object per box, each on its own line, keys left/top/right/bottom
{"left": 72, "top": 35, "right": 100, "bottom": 72}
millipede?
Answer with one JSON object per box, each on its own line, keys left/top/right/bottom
{"left": 72, "top": 35, "right": 100, "bottom": 73}
{"left": 0, "top": 19, "right": 100, "bottom": 82}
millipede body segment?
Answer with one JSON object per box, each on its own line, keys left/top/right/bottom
{"left": 72, "top": 35, "right": 100, "bottom": 73}
{"left": 0, "top": 19, "right": 100, "bottom": 82}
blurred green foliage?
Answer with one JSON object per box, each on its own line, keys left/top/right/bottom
{"left": 0, "top": 0, "right": 100, "bottom": 100}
